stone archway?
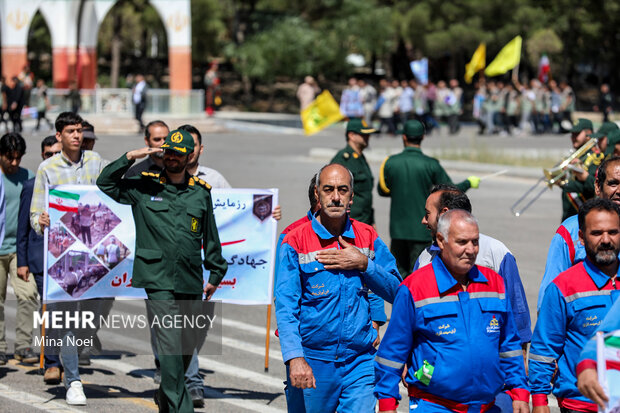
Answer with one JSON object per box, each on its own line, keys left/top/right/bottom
{"left": 27, "top": 10, "right": 52, "bottom": 82}
{"left": 1, "top": 0, "right": 43, "bottom": 79}
{"left": 96, "top": 0, "right": 169, "bottom": 88}
{"left": 2, "top": 0, "right": 192, "bottom": 90}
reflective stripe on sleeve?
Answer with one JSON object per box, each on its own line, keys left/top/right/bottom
{"left": 375, "top": 355, "right": 405, "bottom": 370}
{"left": 528, "top": 353, "right": 555, "bottom": 363}
{"left": 499, "top": 350, "right": 522, "bottom": 358}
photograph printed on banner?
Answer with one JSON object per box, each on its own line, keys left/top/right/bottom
{"left": 48, "top": 250, "right": 109, "bottom": 298}
{"left": 96, "top": 235, "right": 131, "bottom": 270}
{"left": 59, "top": 192, "right": 121, "bottom": 249}
{"left": 48, "top": 222, "right": 77, "bottom": 258}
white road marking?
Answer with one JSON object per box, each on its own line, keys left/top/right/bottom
{"left": 197, "top": 356, "right": 285, "bottom": 389}
{"left": 221, "top": 317, "right": 277, "bottom": 337}
{"left": 92, "top": 358, "right": 286, "bottom": 413}
{"left": 0, "top": 382, "right": 86, "bottom": 412}
{"left": 218, "top": 336, "right": 282, "bottom": 361}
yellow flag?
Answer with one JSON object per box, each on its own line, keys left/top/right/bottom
{"left": 301, "top": 91, "right": 344, "bottom": 136}
{"left": 485, "top": 36, "right": 522, "bottom": 77}
{"left": 464, "top": 43, "right": 486, "bottom": 84}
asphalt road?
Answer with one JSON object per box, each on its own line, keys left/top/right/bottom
{"left": 5, "top": 119, "right": 567, "bottom": 412}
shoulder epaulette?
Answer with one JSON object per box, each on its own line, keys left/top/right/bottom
{"left": 191, "top": 176, "right": 212, "bottom": 190}
{"left": 140, "top": 171, "right": 161, "bottom": 178}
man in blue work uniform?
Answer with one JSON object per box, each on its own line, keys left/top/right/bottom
{"left": 530, "top": 198, "right": 620, "bottom": 413}
{"left": 538, "top": 156, "right": 620, "bottom": 311}
{"left": 276, "top": 163, "right": 401, "bottom": 412}
{"left": 414, "top": 184, "right": 532, "bottom": 347}
{"left": 375, "top": 209, "right": 529, "bottom": 413}
{"left": 576, "top": 298, "right": 620, "bottom": 410}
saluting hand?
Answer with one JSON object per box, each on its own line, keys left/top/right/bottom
{"left": 126, "top": 147, "right": 162, "bottom": 161}
{"left": 316, "top": 236, "right": 368, "bottom": 271}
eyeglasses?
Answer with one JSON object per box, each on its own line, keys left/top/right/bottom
{"left": 43, "top": 151, "right": 61, "bottom": 159}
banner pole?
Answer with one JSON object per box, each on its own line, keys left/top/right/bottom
{"left": 264, "top": 304, "right": 272, "bottom": 372}
{"left": 39, "top": 303, "right": 46, "bottom": 371}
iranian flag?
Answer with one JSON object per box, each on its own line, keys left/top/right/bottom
{"left": 49, "top": 189, "right": 80, "bottom": 212}
{"left": 597, "top": 330, "right": 620, "bottom": 412}
{"left": 538, "top": 54, "right": 550, "bottom": 83}
{"left": 602, "top": 330, "right": 620, "bottom": 371}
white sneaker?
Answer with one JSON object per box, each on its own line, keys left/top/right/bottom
{"left": 66, "top": 381, "right": 87, "bottom": 405}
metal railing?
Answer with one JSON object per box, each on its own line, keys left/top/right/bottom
{"left": 32, "top": 88, "right": 205, "bottom": 115}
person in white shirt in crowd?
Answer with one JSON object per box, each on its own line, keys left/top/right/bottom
{"left": 132, "top": 74, "right": 148, "bottom": 133}
{"left": 377, "top": 79, "right": 396, "bottom": 135}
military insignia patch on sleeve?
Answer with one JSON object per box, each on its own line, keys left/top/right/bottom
{"left": 191, "top": 217, "right": 199, "bottom": 232}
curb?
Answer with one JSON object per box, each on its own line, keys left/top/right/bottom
{"left": 308, "top": 147, "right": 545, "bottom": 180}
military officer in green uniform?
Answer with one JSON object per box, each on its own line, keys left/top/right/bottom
{"left": 378, "top": 120, "right": 480, "bottom": 276}
{"left": 96, "top": 129, "right": 227, "bottom": 412}
{"left": 562, "top": 121, "right": 618, "bottom": 206}
{"left": 331, "top": 118, "right": 376, "bottom": 226}
{"left": 559, "top": 118, "right": 603, "bottom": 221}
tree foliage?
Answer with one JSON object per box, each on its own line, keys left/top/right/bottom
{"left": 25, "top": 0, "right": 620, "bottom": 91}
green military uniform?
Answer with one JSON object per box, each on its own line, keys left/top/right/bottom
{"left": 330, "top": 119, "right": 377, "bottom": 225}
{"left": 561, "top": 123, "right": 618, "bottom": 218}
{"left": 331, "top": 144, "right": 375, "bottom": 225}
{"left": 378, "top": 120, "right": 471, "bottom": 276}
{"left": 97, "top": 130, "right": 227, "bottom": 412}
{"left": 560, "top": 119, "right": 604, "bottom": 221}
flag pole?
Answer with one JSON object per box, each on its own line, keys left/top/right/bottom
{"left": 39, "top": 303, "right": 46, "bottom": 372}
{"left": 512, "top": 61, "right": 520, "bottom": 83}
{"left": 264, "top": 304, "right": 272, "bottom": 372}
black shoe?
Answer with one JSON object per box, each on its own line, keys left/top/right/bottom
{"left": 190, "top": 387, "right": 204, "bottom": 407}
{"left": 78, "top": 351, "right": 91, "bottom": 366}
{"left": 0, "top": 353, "right": 6, "bottom": 365}
{"left": 14, "top": 347, "right": 38, "bottom": 364}
{"left": 154, "top": 390, "right": 170, "bottom": 413}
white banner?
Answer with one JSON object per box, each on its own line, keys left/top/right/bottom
{"left": 44, "top": 185, "right": 278, "bottom": 305}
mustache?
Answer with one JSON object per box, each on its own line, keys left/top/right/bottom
{"left": 325, "top": 201, "right": 344, "bottom": 207}
{"left": 597, "top": 243, "right": 616, "bottom": 251}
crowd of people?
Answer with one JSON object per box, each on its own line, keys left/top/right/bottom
{"left": 0, "top": 110, "right": 281, "bottom": 410}
{"left": 273, "top": 115, "right": 618, "bottom": 413}
{"left": 336, "top": 76, "right": 614, "bottom": 138}
{"left": 0, "top": 84, "right": 617, "bottom": 413}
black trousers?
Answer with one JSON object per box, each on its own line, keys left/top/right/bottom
{"left": 135, "top": 101, "right": 146, "bottom": 129}
{"left": 390, "top": 239, "right": 429, "bottom": 278}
